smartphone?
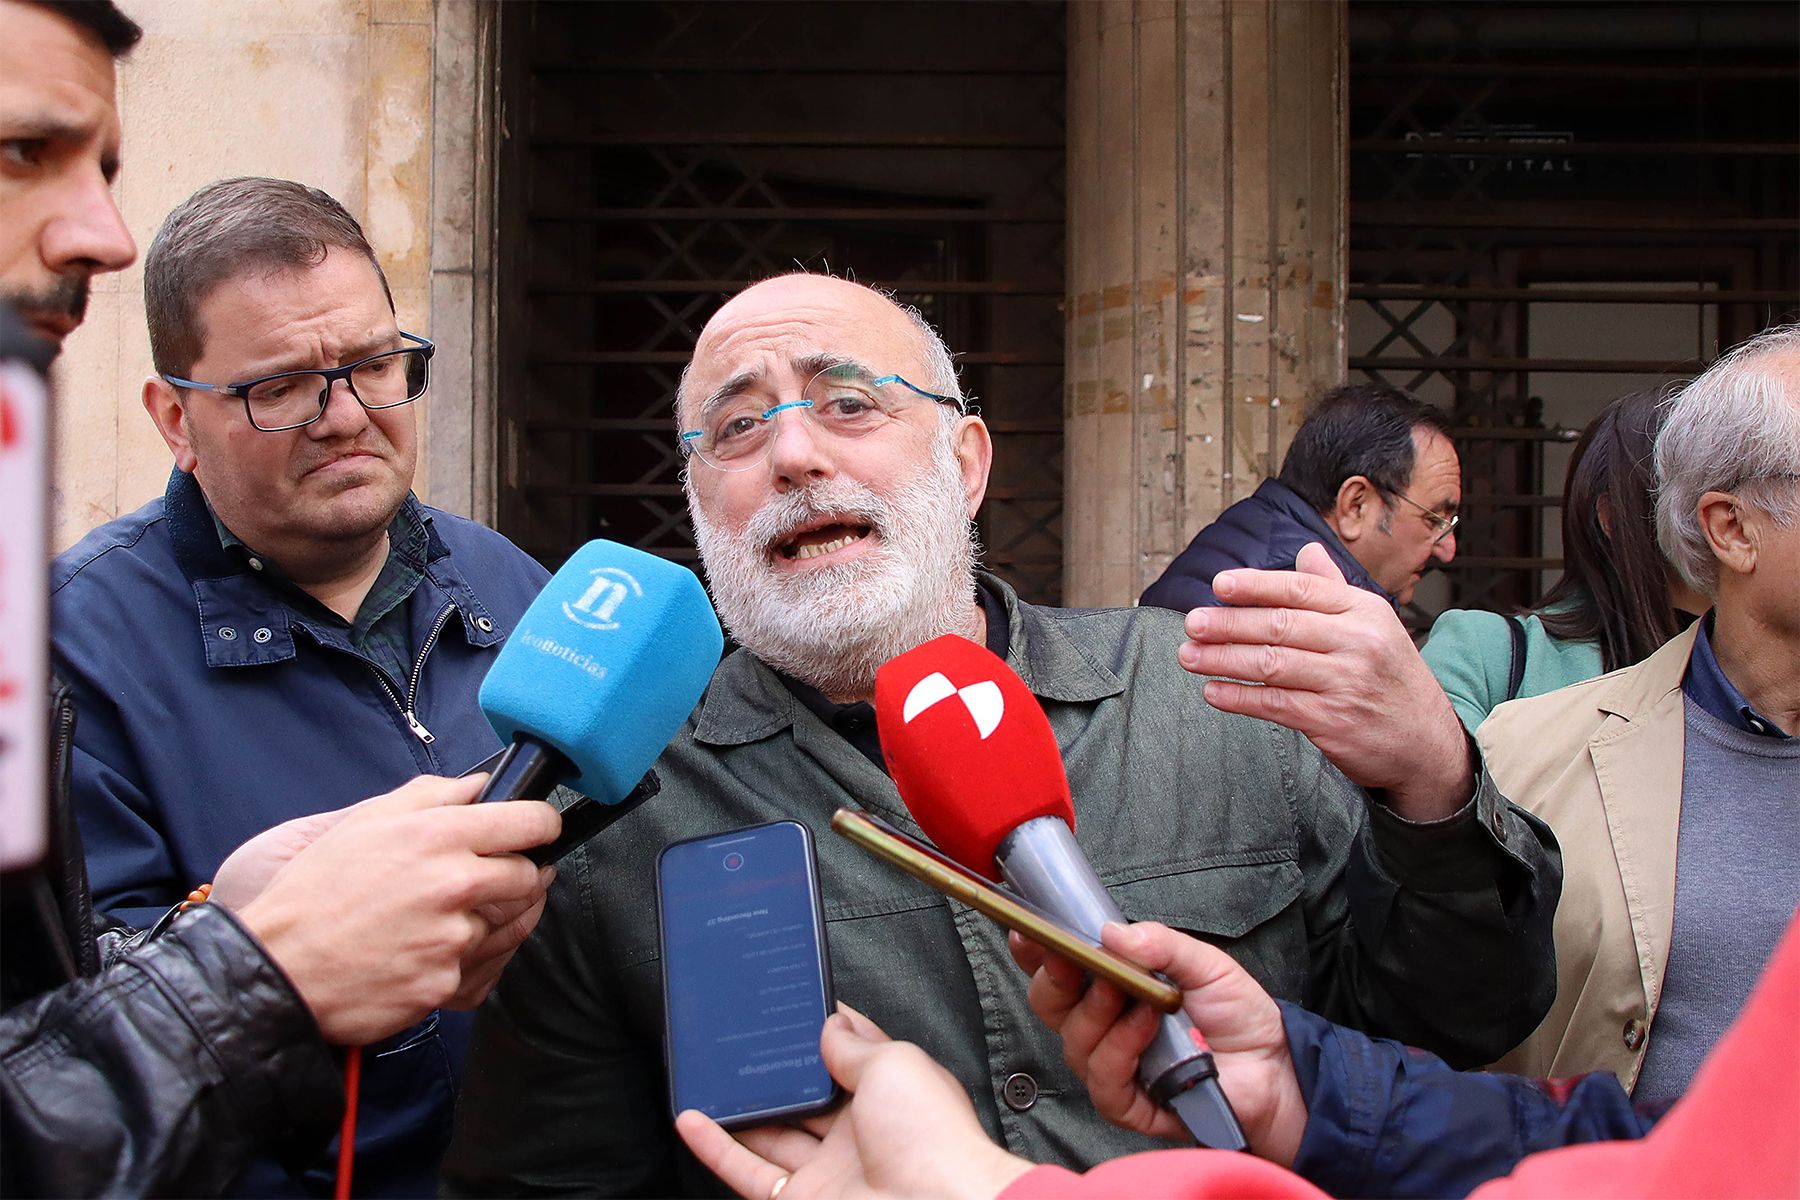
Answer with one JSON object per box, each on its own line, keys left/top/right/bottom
{"left": 831, "top": 808, "right": 1183, "bottom": 1013}
{"left": 657, "top": 820, "right": 841, "bottom": 1128}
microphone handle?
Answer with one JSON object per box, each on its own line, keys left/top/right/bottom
{"left": 474, "top": 737, "right": 662, "bottom": 866}
{"left": 476, "top": 738, "right": 574, "bottom": 803}
{"left": 998, "top": 817, "right": 1248, "bottom": 1151}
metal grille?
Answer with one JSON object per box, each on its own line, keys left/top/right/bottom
{"left": 1347, "top": 1, "right": 1799, "bottom": 623}
{"left": 497, "top": 1, "right": 1067, "bottom": 602}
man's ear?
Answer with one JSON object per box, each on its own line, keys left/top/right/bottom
{"left": 1328, "top": 475, "right": 1379, "bottom": 543}
{"left": 143, "top": 376, "right": 198, "bottom": 472}
{"left": 952, "top": 415, "right": 994, "bottom": 519}
{"left": 1696, "top": 490, "right": 1758, "bottom": 579}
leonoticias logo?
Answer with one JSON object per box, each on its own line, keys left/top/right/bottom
{"left": 562, "top": 566, "right": 643, "bottom": 630}
{"left": 517, "top": 629, "right": 609, "bottom": 680}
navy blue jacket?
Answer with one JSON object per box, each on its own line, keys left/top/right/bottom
{"left": 1138, "top": 479, "right": 1392, "bottom": 611}
{"left": 50, "top": 469, "right": 550, "bottom": 1197}
{"left": 1284, "top": 999, "right": 1661, "bottom": 1198}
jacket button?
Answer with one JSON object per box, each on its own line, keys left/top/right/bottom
{"left": 1002, "top": 1072, "right": 1038, "bottom": 1112}
{"left": 475, "top": 616, "right": 494, "bottom": 633}
{"left": 1623, "top": 1017, "right": 1647, "bottom": 1051}
{"left": 1490, "top": 809, "right": 1506, "bottom": 838}
{"left": 217, "top": 626, "right": 237, "bottom": 641}
{"left": 246, "top": 556, "right": 264, "bottom": 571}
{"left": 253, "top": 627, "right": 273, "bottom": 644}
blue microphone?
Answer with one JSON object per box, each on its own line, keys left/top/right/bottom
{"left": 477, "top": 540, "right": 723, "bottom": 863}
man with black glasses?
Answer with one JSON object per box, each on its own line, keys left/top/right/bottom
{"left": 49, "top": 176, "right": 555, "bottom": 1195}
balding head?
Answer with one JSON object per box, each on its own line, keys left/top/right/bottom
{"left": 677, "top": 274, "right": 960, "bottom": 430}
{"left": 676, "top": 273, "right": 992, "bottom": 702}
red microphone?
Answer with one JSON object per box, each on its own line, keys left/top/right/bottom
{"left": 874, "top": 634, "right": 1247, "bottom": 1152}
{"left": 871, "top": 632, "right": 1070, "bottom": 880}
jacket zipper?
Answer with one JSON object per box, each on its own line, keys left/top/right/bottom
{"left": 373, "top": 603, "right": 457, "bottom": 744}
{"left": 52, "top": 688, "right": 76, "bottom": 780}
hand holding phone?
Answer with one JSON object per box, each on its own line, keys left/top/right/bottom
{"left": 657, "top": 820, "right": 841, "bottom": 1129}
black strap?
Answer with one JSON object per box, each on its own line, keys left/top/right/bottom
{"left": 1503, "top": 614, "right": 1528, "bottom": 702}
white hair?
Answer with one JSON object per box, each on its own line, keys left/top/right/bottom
{"left": 1654, "top": 322, "right": 1800, "bottom": 597}
{"left": 893, "top": 298, "right": 963, "bottom": 401}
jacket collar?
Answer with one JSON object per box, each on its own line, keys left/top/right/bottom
{"left": 693, "top": 571, "right": 1124, "bottom": 747}
{"left": 1249, "top": 480, "right": 1395, "bottom": 605}
{"left": 162, "top": 469, "right": 504, "bottom": 668}
{"left": 1592, "top": 622, "right": 1700, "bottom": 724}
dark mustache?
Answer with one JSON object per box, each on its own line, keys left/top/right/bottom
{"left": 6, "top": 275, "right": 90, "bottom": 324}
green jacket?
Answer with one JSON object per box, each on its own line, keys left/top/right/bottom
{"left": 1422, "top": 608, "right": 1606, "bottom": 735}
{"left": 444, "top": 575, "right": 1560, "bottom": 1196}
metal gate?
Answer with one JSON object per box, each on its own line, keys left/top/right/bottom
{"left": 1347, "top": 1, "right": 1799, "bottom": 623}
{"left": 495, "top": 1, "right": 1068, "bottom": 602}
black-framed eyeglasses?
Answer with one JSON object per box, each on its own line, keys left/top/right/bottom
{"left": 1382, "top": 487, "right": 1459, "bottom": 544}
{"left": 162, "top": 331, "right": 434, "bottom": 432}
{"left": 678, "top": 361, "right": 966, "bottom": 472}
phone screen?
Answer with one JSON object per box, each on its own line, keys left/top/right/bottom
{"left": 657, "top": 820, "right": 838, "bottom": 1127}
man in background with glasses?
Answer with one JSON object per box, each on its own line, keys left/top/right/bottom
{"left": 444, "top": 274, "right": 1557, "bottom": 1196}
{"left": 47, "top": 175, "right": 558, "bottom": 1195}
{"left": 1140, "top": 381, "right": 1462, "bottom": 613}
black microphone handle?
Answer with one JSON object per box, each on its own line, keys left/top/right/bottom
{"left": 474, "top": 737, "right": 662, "bottom": 866}
{"left": 475, "top": 738, "right": 574, "bottom": 804}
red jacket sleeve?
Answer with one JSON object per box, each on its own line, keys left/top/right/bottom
{"left": 1000, "top": 1152, "right": 1329, "bottom": 1200}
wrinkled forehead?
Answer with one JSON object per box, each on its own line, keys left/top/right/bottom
{"left": 682, "top": 280, "right": 923, "bottom": 422}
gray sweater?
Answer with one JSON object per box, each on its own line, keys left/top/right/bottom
{"left": 1635, "top": 697, "right": 1800, "bottom": 1103}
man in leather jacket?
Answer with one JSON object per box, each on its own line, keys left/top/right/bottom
{"left": 0, "top": 5, "right": 561, "bottom": 1193}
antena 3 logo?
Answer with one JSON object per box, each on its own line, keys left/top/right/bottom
{"left": 901, "top": 672, "right": 1005, "bottom": 739}
{"left": 562, "top": 567, "right": 643, "bottom": 630}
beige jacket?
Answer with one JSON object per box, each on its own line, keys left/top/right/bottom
{"left": 1481, "top": 623, "right": 1699, "bottom": 1089}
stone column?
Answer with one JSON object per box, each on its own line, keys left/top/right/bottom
{"left": 1064, "top": 0, "right": 1346, "bottom": 607}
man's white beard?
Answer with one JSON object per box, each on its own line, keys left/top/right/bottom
{"left": 690, "top": 428, "right": 981, "bottom": 700}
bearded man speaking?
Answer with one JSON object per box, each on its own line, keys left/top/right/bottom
{"left": 442, "top": 275, "right": 1559, "bottom": 1197}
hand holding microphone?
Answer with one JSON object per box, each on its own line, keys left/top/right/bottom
{"left": 872, "top": 636, "right": 1248, "bottom": 1152}
{"left": 234, "top": 773, "right": 561, "bottom": 1047}
{"left": 229, "top": 540, "right": 724, "bottom": 1043}
{"left": 1014, "top": 921, "right": 1308, "bottom": 1165}
{"left": 476, "top": 539, "right": 724, "bottom": 863}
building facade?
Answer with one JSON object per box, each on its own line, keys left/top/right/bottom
{"left": 59, "top": 0, "right": 1797, "bottom": 619}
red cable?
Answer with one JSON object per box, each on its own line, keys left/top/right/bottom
{"left": 335, "top": 1045, "right": 361, "bottom": 1200}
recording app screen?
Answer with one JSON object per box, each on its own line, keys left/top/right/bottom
{"left": 662, "top": 823, "right": 834, "bottom": 1121}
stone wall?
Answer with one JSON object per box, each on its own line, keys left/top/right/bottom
{"left": 51, "top": 0, "right": 453, "bottom": 550}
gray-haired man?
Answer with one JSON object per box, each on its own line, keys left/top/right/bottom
{"left": 1484, "top": 322, "right": 1800, "bottom": 1097}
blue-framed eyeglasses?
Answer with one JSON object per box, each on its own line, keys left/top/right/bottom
{"left": 678, "top": 361, "right": 966, "bottom": 472}
{"left": 162, "top": 331, "right": 434, "bottom": 432}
